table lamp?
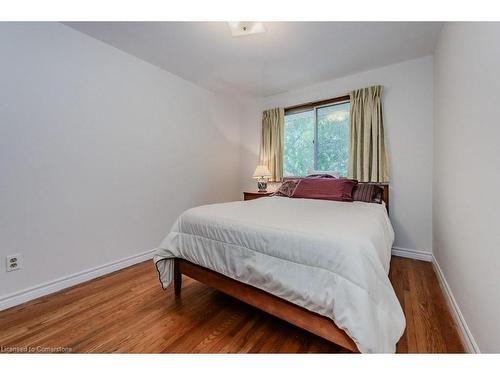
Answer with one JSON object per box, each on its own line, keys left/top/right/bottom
{"left": 252, "top": 165, "right": 272, "bottom": 192}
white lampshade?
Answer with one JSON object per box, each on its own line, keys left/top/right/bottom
{"left": 252, "top": 165, "right": 271, "bottom": 179}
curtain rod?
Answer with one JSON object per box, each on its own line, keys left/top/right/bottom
{"left": 284, "top": 94, "right": 350, "bottom": 113}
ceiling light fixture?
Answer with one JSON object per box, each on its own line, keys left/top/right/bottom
{"left": 227, "top": 22, "right": 265, "bottom": 37}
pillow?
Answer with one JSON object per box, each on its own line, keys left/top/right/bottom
{"left": 291, "top": 178, "right": 358, "bottom": 202}
{"left": 307, "top": 169, "right": 340, "bottom": 178}
{"left": 352, "top": 184, "right": 383, "bottom": 204}
{"left": 271, "top": 179, "right": 299, "bottom": 197}
{"left": 305, "top": 173, "right": 338, "bottom": 179}
{"left": 271, "top": 176, "right": 337, "bottom": 198}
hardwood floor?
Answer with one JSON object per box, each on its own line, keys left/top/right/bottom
{"left": 0, "top": 256, "right": 464, "bottom": 353}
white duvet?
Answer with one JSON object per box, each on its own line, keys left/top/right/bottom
{"left": 154, "top": 196, "right": 405, "bottom": 353}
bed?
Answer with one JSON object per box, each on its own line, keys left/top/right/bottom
{"left": 154, "top": 184, "right": 405, "bottom": 353}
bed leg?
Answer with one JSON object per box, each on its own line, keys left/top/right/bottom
{"left": 174, "top": 258, "right": 182, "bottom": 296}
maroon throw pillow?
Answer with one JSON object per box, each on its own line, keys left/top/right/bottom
{"left": 352, "top": 184, "right": 383, "bottom": 204}
{"left": 291, "top": 178, "right": 358, "bottom": 202}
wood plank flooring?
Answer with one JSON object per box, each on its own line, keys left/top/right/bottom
{"left": 0, "top": 256, "right": 464, "bottom": 353}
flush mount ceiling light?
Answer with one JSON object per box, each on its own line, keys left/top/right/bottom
{"left": 227, "top": 22, "right": 265, "bottom": 37}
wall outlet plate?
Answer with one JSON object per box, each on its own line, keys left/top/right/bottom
{"left": 6, "top": 254, "right": 21, "bottom": 272}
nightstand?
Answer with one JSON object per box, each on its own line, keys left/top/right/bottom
{"left": 243, "top": 191, "right": 273, "bottom": 201}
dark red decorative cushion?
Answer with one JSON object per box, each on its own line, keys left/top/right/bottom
{"left": 291, "top": 178, "right": 358, "bottom": 202}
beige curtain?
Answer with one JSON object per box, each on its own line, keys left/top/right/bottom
{"left": 259, "top": 108, "right": 284, "bottom": 182}
{"left": 348, "top": 85, "right": 389, "bottom": 183}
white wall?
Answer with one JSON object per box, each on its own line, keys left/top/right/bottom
{"left": 0, "top": 23, "right": 241, "bottom": 301}
{"left": 434, "top": 23, "right": 500, "bottom": 352}
{"left": 240, "top": 57, "right": 434, "bottom": 253}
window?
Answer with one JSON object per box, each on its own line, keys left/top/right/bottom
{"left": 283, "top": 99, "right": 350, "bottom": 177}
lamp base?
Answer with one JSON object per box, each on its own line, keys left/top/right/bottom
{"left": 257, "top": 180, "right": 268, "bottom": 192}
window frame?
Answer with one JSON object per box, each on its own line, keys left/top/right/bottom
{"left": 283, "top": 95, "right": 350, "bottom": 179}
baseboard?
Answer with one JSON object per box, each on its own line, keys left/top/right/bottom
{"left": 0, "top": 249, "right": 156, "bottom": 311}
{"left": 432, "top": 256, "right": 480, "bottom": 353}
{"left": 391, "top": 246, "right": 432, "bottom": 262}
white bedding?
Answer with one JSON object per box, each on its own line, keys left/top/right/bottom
{"left": 154, "top": 196, "right": 405, "bottom": 353}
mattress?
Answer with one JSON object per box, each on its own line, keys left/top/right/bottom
{"left": 154, "top": 196, "right": 405, "bottom": 353}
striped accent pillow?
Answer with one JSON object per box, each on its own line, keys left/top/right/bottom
{"left": 352, "top": 184, "right": 383, "bottom": 204}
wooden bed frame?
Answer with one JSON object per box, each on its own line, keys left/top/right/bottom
{"left": 172, "top": 183, "right": 389, "bottom": 353}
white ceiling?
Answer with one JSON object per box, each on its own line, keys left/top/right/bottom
{"left": 65, "top": 22, "right": 442, "bottom": 98}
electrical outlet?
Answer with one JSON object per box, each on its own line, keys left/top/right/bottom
{"left": 6, "top": 254, "right": 21, "bottom": 272}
